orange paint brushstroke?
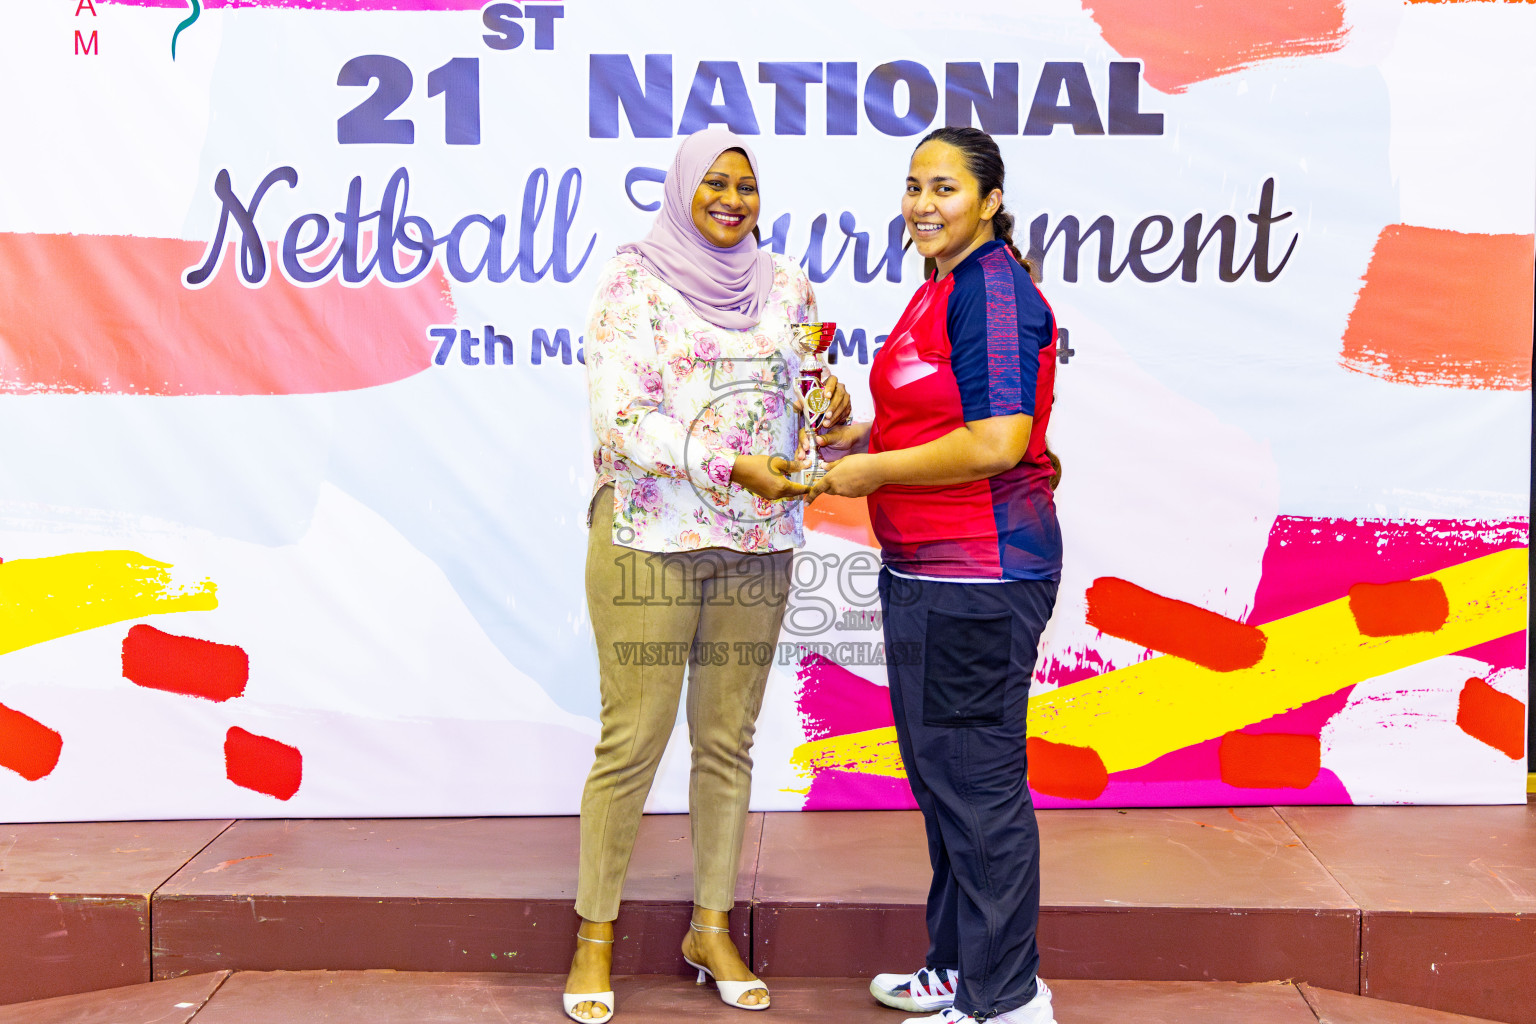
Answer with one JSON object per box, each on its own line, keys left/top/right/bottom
{"left": 0, "top": 233, "right": 455, "bottom": 396}
{"left": 1340, "top": 226, "right": 1534, "bottom": 391}
{"left": 1085, "top": 0, "right": 1348, "bottom": 94}
{"left": 1456, "top": 677, "right": 1526, "bottom": 759}
{"left": 1027, "top": 737, "right": 1108, "bottom": 800}
{"left": 1347, "top": 579, "right": 1449, "bottom": 637}
{"left": 1085, "top": 577, "right": 1267, "bottom": 671}
{"left": 1218, "top": 732, "right": 1320, "bottom": 789}
{"left": 803, "top": 494, "right": 878, "bottom": 547}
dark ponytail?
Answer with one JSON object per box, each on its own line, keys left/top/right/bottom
{"left": 903, "top": 126, "right": 1060, "bottom": 486}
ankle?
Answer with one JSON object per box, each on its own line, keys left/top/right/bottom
{"left": 570, "top": 922, "right": 614, "bottom": 976}
{"left": 691, "top": 905, "right": 732, "bottom": 927}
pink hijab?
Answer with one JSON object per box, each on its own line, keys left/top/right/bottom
{"left": 618, "top": 129, "right": 774, "bottom": 330}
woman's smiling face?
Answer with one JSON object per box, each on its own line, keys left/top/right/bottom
{"left": 902, "top": 139, "right": 1001, "bottom": 277}
{"left": 691, "top": 149, "right": 760, "bottom": 249}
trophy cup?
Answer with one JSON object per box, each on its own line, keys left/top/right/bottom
{"left": 789, "top": 322, "right": 837, "bottom": 485}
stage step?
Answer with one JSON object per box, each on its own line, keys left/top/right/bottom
{"left": 0, "top": 971, "right": 227, "bottom": 1024}
{"left": 754, "top": 808, "right": 1360, "bottom": 988}
{"left": 151, "top": 814, "right": 754, "bottom": 978}
{"left": 1297, "top": 983, "right": 1506, "bottom": 1024}
{"left": 0, "top": 972, "right": 1514, "bottom": 1024}
{"left": 0, "top": 802, "right": 1532, "bottom": 1022}
{"left": 0, "top": 819, "right": 231, "bottom": 1004}
{"left": 1280, "top": 805, "right": 1536, "bottom": 1018}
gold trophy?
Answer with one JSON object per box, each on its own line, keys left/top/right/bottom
{"left": 790, "top": 322, "right": 837, "bottom": 485}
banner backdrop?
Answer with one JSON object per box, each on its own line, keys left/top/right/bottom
{"left": 0, "top": 0, "right": 1530, "bottom": 820}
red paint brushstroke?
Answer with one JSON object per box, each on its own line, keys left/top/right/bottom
{"left": 0, "top": 703, "right": 63, "bottom": 781}
{"left": 1341, "top": 226, "right": 1534, "bottom": 391}
{"left": 1347, "top": 579, "right": 1449, "bottom": 637}
{"left": 1085, "top": 577, "right": 1266, "bottom": 671}
{"left": 1028, "top": 737, "right": 1109, "bottom": 800}
{"left": 1456, "top": 677, "right": 1526, "bottom": 760}
{"left": 1218, "top": 731, "right": 1321, "bottom": 789}
{"left": 0, "top": 233, "right": 453, "bottom": 396}
{"left": 109, "top": 0, "right": 482, "bottom": 9}
{"left": 225, "top": 727, "right": 303, "bottom": 800}
{"left": 121, "top": 624, "right": 249, "bottom": 703}
{"left": 1085, "top": 0, "right": 1348, "bottom": 94}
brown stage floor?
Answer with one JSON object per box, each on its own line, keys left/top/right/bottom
{"left": 1, "top": 800, "right": 1532, "bottom": 1022}
{"left": 0, "top": 972, "right": 1514, "bottom": 1024}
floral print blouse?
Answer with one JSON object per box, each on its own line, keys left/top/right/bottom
{"left": 586, "top": 251, "right": 818, "bottom": 554}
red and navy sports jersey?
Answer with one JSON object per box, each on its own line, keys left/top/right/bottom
{"left": 867, "top": 239, "right": 1061, "bottom": 582}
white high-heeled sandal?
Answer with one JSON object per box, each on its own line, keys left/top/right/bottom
{"left": 563, "top": 933, "right": 615, "bottom": 1024}
{"left": 683, "top": 921, "right": 770, "bottom": 1011}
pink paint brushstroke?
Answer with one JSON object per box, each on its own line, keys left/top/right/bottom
{"left": 1033, "top": 688, "right": 1355, "bottom": 808}
{"left": 805, "top": 770, "right": 919, "bottom": 811}
{"left": 795, "top": 655, "right": 918, "bottom": 811}
{"left": 1248, "top": 516, "right": 1527, "bottom": 624}
{"left": 796, "top": 653, "right": 895, "bottom": 742}
{"left": 1036, "top": 645, "right": 1119, "bottom": 688}
{"left": 1251, "top": 515, "right": 1527, "bottom": 675}
{"left": 796, "top": 650, "right": 1354, "bottom": 809}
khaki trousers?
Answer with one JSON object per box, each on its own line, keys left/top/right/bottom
{"left": 576, "top": 487, "right": 792, "bottom": 922}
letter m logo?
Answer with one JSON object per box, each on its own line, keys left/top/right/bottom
{"left": 75, "top": 30, "right": 98, "bottom": 55}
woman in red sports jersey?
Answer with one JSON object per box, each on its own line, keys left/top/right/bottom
{"left": 808, "top": 126, "right": 1061, "bottom": 1024}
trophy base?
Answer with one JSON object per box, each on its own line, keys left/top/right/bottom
{"left": 796, "top": 464, "right": 827, "bottom": 488}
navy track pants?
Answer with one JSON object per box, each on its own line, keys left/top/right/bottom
{"left": 880, "top": 568, "right": 1059, "bottom": 1020}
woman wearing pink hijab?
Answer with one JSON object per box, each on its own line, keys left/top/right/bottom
{"left": 564, "top": 130, "right": 849, "bottom": 1023}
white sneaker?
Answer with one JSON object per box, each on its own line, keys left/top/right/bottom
{"left": 900, "top": 1010, "right": 969, "bottom": 1024}
{"left": 902, "top": 979, "right": 1056, "bottom": 1024}
{"left": 993, "top": 979, "right": 1057, "bottom": 1024}
{"left": 871, "top": 967, "right": 959, "bottom": 1012}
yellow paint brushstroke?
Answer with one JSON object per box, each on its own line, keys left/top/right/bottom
{"left": 791, "top": 547, "right": 1527, "bottom": 780}
{"left": 0, "top": 550, "right": 218, "bottom": 655}
{"left": 795, "top": 726, "right": 908, "bottom": 779}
